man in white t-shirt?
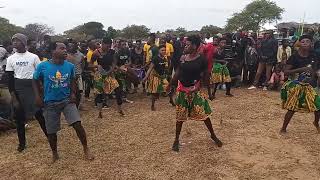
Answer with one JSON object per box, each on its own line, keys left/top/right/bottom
{"left": 5, "top": 33, "right": 47, "bottom": 152}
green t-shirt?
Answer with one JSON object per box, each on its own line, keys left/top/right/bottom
{"left": 149, "top": 45, "right": 159, "bottom": 61}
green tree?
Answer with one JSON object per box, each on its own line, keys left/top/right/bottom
{"left": 225, "top": 0, "right": 284, "bottom": 32}
{"left": 82, "top": 22, "right": 106, "bottom": 39}
{"left": 121, "top": 25, "right": 150, "bottom": 39}
{"left": 0, "top": 17, "right": 23, "bottom": 43}
{"left": 105, "top": 26, "right": 119, "bottom": 39}
{"left": 165, "top": 29, "right": 175, "bottom": 34}
{"left": 175, "top": 27, "right": 187, "bottom": 35}
{"left": 64, "top": 21, "right": 106, "bottom": 41}
{"left": 200, "top": 25, "right": 223, "bottom": 36}
{"left": 23, "top": 23, "right": 54, "bottom": 42}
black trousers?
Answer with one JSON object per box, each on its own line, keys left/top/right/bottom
{"left": 15, "top": 106, "right": 47, "bottom": 146}
{"left": 83, "top": 74, "right": 93, "bottom": 98}
{"left": 13, "top": 79, "right": 47, "bottom": 147}
{"left": 243, "top": 64, "right": 257, "bottom": 85}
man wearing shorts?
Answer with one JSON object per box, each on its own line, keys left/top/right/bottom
{"left": 33, "top": 41, "right": 94, "bottom": 163}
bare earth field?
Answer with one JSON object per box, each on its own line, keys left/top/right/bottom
{"left": 1, "top": 88, "right": 320, "bottom": 180}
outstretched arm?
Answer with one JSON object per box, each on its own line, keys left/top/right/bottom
{"left": 143, "top": 63, "right": 155, "bottom": 82}
{"left": 284, "top": 64, "right": 312, "bottom": 76}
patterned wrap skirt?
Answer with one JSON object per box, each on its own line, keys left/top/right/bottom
{"left": 93, "top": 72, "right": 119, "bottom": 95}
{"left": 210, "top": 63, "right": 231, "bottom": 84}
{"left": 281, "top": 80, "right": 320, "bottom": 113}
{"left": 146, "top": 70, "right": 168, "bottom": 94}
{"left": 175, "top": 81, "right": 212, "bottom": 121}
{"left": 114, "top": 71, "right": 127, "bottom": 90}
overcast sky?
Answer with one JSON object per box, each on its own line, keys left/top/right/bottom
{"left": 1, "top": 0, "right": 320, "bottom": 34}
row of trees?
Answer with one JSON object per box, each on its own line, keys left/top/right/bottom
{"left": 0, "top": 18, "right": 226, "bottom": 43}
{"left": 0, "top": 0, "right": 284, "bottom": 43}
{"left": 0, "top": 17, "right": 54, "bottom": 44}
{"left": 63, "top": 23, "right": 224, "bottom": 41}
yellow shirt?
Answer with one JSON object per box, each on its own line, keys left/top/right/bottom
{"left": 143, "top": 44, "right": 151, "bottom": 64}
{"left": 166, "top": 42, "right": 174, "bottom": 58}
{"left": 86, "top": 49, "right": 97, "bottom": 65}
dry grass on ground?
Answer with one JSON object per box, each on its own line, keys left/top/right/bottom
{"left": 1, "top": 88, "right": 320, "bottom": 180}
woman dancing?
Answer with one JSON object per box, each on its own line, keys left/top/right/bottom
{"left": 169, "top": 35, "right": 223, "bottom": 152}
{"left": 92, "top": 38, "right": 124, "bottom": 118}
{"left": 210, "top": 38, "right": 233, "bottom": 98}
{"left": 280, "top": 35, "right": 320, "bottom": 133}
{"left": 143, "top": 45, "right": 169, "bottom": 111}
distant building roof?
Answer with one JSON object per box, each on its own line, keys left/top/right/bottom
{"left": 277, "top": 22, "right": 320, "bottom": 30}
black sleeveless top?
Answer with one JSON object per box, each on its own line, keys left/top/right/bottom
{"left": 178, "top": 55, "right": 207, "bottom": 87}
{"left": 96, "top": 49, "right": 115, "bottom": 72}
{"left": 152, "top": 56, "right": 166, "bottom": 76}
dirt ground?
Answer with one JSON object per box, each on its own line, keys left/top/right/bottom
{"left": 1, "top": 88, "right": 320, "bottom": 180}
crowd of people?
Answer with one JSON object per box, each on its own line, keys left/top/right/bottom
{"left": 1, "top": 27, "right": 320, "bottom": 162}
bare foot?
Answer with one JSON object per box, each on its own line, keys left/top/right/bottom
{"left": 151, "top": 105, "right": 156, "bottom": 111}
{"left": 118, "top": 110, "right": 125, "bottom": 116}
{"left": 84, "top": 148, "right": 94, "bottom": 161}
{"left": 169, "top": 100, "right": 176, "bottom": 106}
{"left": 172, "top": 140, "right": 179, "bottom": 152}
{"left": 211, "top": 136, "right": 223, "bottom": 147}
{"left": 98, "top": 112, "right": 102, "bottom": 119}
{"left": 211, "top": 95, "right": 216, "bottom": 99}
{"left": 313, "top": 121, "right": 320, "bottom": 133}
{"left": 280, "top": 129, "right": 287, "bottom": 134}
{"left": 17, "top": 144, "right": 26, "bottom": 152}
{"left": 52, "top": 153, "right": 59, "bottom": 163}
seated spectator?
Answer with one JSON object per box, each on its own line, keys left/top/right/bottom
{"left": 268, "top": 64, "right": 285, "bottom": 90}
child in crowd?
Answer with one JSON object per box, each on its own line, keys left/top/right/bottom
{"left": 268, "top": 64, "right": 285, "bottom": 90}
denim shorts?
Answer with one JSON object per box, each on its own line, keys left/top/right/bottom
{"left": 43, "top": 99, "right": 80, "bottom": 134}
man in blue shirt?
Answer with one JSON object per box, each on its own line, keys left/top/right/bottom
{"left": 33, "top": 42, "right": 94, "bottom": 163}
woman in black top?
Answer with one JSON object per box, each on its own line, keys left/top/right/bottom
{"left": 280, "top": 35, "right": 320, "bottom": 133}
{"left": 143, "top": 45, "right": 169, "bottom": 111}
{"left": 92, "top": 38, "right": 124, "bottom": 118}
{"left": 115, "top": 40, "right": 139, "bottom": 101}
{"left": 210, "top": 38, "right": 233, "bottom": 98}
{"left": 169, "top": 35, "right": 222, "bottom": 152}
{"left": 131, "top": 40, "right": 145, "bottom": 93}
{"left": 131, "top": 40, "right": 144, "bottom": 67}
